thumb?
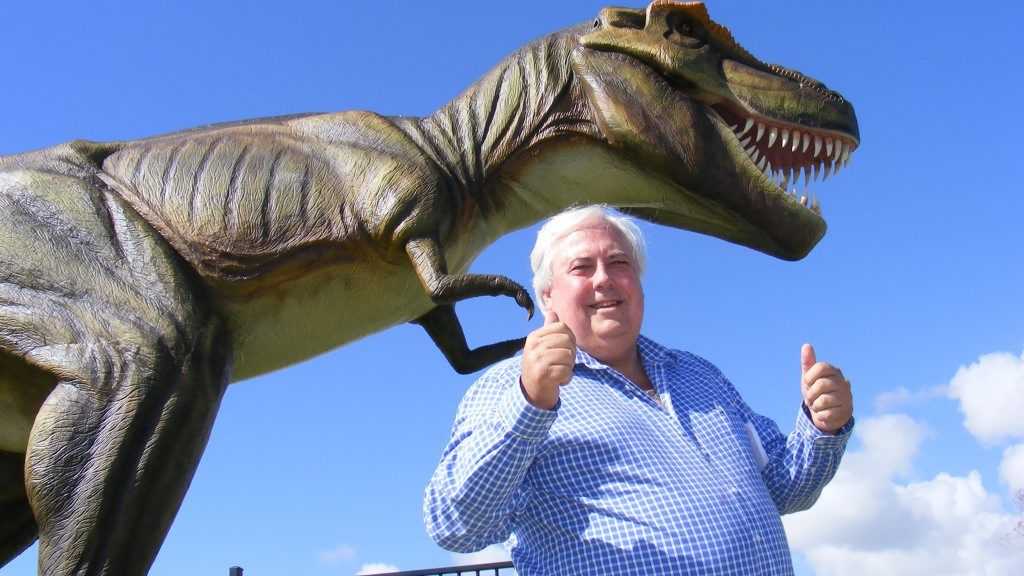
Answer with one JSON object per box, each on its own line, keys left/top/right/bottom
{"left": 543, "top": 306, "right": 560, "bottom": 326}
{"left": 801, "top": 343, "right": 816, "bottom": 375}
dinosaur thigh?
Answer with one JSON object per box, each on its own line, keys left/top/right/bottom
{"left": 0, "top": 167, "right": 231, "bottom": 575}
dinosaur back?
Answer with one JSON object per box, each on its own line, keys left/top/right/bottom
{"left": 100, "top": 124, "right": 363, "bottom": 283}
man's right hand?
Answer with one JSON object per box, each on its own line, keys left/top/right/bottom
{"left": 521, "top": 308, "right": 577, "bottom": 409}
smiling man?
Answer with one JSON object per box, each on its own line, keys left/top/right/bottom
{"left": 424, "top": 205, "right": 854, "bottom": 575}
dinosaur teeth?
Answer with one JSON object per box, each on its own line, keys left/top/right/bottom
{"left": 780, "top": 129, "right": 789, "bottom": 150}
{"left": 738, "top": 118, "right": 754, "bottom": 138}
{"left": 791, "top": 130, "right": 801, "bottom": 152}
{"left": 833, "top": 140, "right": 843, "bottom": 163}
{"left": 823, "top": 160, "right": 833, "bottom": 180}
{"left": 802, "top": 133, "right": 811, "bottom": 153}
{"left": 825, "top": 138, "right": 834, "bottom": 158}
{"left": 813, "top": 136, "right": 822, "bottom": 158}
{"left": 767, "top": 127, "right": 778, "bottom": 148}
{"left": 840, "top": 145, "right": 851, "bottom": 167}
{"left": 756, "top": 123, "right": 765, "bottom": 142}
{"left": 757, "top": 155, "right": 767, "bottom": 171}
{"left": 740, "top": 136, "right": 752, "bottom": 147}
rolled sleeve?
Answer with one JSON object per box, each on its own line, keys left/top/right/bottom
{"left": 424, "top": 360, "right": 556, "bottom": 552}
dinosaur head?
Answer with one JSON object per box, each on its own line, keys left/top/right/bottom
{"left": 573, "top": 0, "right": 859, "bottom": 260}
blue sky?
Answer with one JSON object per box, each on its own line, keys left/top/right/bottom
{"left": 2, "top": 1, "right": 1022, "bottom": 575}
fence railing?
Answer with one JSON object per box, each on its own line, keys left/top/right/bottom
{"left": 370, "top": 560, "right": 516, "bottom": 576}
{"left": 227, "top": 559, "right": 516, "bottom": 576}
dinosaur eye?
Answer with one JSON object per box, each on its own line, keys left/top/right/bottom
{"left": 664, "top": 14, "right": 706, "bottom": 48}
{"left": 593, "top": 18, "right": 601, "bottom": 29}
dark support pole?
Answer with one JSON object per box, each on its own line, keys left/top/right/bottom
{"left": 229, "top": 566, "right": 243, "bottom": 576}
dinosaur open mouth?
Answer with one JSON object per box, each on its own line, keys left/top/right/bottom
{"left": 710, "top": 102, "right": 859, "bottom": 213}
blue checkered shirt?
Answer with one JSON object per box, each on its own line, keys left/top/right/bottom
{"left": 424, "top": 335, "right": 852, "bottom": 575}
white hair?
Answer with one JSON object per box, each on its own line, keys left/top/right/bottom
{"left": 530, "top": 205, "right": 646, "bottom": 308}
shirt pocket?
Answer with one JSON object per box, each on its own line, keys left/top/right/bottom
{"left": 688, "top": 405, "right": 762, "bottom": 479}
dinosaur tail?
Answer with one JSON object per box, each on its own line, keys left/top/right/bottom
{"left": 0, "top": 451, "right": 37, "bottom": 568}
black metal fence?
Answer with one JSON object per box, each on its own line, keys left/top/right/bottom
{"left": 372, "top": 560, "right": 516, "bottom": 576}
{"left": 227, "top": 560, "right": 516, "bottom": 576}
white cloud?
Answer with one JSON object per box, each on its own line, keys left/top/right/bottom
{"left": 355, "top": 563, "right": 400, "bottom": 575}
{"left": 947, "top": 350, "right": 1024, "bottom": 444}
{"left": 318, "top": 544, "right": 357, "bottom": 565}
{"left": 450, "top": 543, "right": 511, "bottom": 566}
{"left": 784, "top": 414, "right": 1024, "bottom": 576}
{"left": 1000, "top": 444, "right": 1024, "bottom": 495}
{"left": 873, "top": 385, "right": 946, "bottom": 413}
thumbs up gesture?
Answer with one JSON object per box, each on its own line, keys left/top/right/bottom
{"left": 520, "top": 307, "right": 577, "bottom": 410}
{"left": 801, "top": 343, "right": 853, "bottom": 434}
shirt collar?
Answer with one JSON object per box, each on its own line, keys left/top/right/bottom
{"left": 574, "top": 334, "right": 671, "bottom": 370}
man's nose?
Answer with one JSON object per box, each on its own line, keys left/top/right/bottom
{"left": 593, "top": 261, "right": 613, "bottom": 288}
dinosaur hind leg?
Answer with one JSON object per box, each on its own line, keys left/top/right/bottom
{"left": 0, "top": 168, "right": 231, "bottom": 575}
{"left": 0, "top": 451, "right": 37, "bottom": 568}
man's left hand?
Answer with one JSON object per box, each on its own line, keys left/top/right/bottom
{"left": 800, "top": 343, "right": 853, "bottom": 434}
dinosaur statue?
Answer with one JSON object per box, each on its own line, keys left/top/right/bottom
{"left": 0, "top": 1, "right": 859, "bottom": 574}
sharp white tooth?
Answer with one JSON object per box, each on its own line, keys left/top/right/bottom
{"left": 738, "top": 118, "right": 753, "bottom": 137}
{"left": 823, "top": 160, "right": 833, "bottom": 179}
{"left": 789, "top": 167, "right": 797, "bottom": 186}
{"left": 751, "top": 149, "right": 761, "bottom": 163}
{"left": 841, "top": 146, "right": 851, "bottom": 166}
{"left": 812, "top": 162, "right": 819, "bottom": 181}
{"left": 767, "top": 127, "right": 778, "bottom": 148}
{"left": 765, "top": 160, "right": 772, "bottom": 175}
{"left": 729, "top": 124, "right": 738, "bottom": 131}
{"left": 756, "top": 123, "right": 766, "bottom": 142}
{"left": 803, "top": 166, "right": 810, "bottom": 188}
{"left": 792, "top": 130, "right": 801, "bottom": 152}
{"left": 781, "top": 129, "right": 789, "bottom": 150}
{"left": 813, "top": 136, "right": 822, "bottom": 157}
{"left": 833, "top": 140, "right": 843, "bottom": 162}
{"left": 802, "top": 133, "right": 811, "bottom": 153}
{"left": 740, "top": 136, "right": 751, "bottom": 147}
{"left": 825, "top": 138, "right": 834, "bottom": 158}
{"left": 800, "top": 195, "right": 808, "bottom": 206}
{"left": 757, "top": 156, "right": 767, "bottom": 171}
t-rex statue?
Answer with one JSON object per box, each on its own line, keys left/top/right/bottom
{"left": 0, "top": 1, "right": 859, "bottom": 574}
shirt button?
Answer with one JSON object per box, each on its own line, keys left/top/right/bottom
{"left": 753, "top": 533, "right": 762, "bottom": 544}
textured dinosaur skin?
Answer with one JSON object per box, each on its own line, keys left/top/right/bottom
{"left": 0, "top": 2, "right": 858, "bottom": 574}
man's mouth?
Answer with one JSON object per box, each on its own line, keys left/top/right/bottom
{"left": 590, "top": 300, "right": 623, "bottom": 310}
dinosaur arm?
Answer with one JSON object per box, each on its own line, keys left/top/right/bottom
{"left": 412, "top": 305, "right": 526, "bottom": 374}
{"left": 405, "top": 237, "right": 534, "bottom": 317}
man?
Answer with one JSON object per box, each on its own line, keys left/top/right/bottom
{"left": 424, "top": 206, "right": 853, "bottom": 574}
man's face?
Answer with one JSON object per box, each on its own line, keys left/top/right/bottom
{"left": 543, "top": 222, "right": 644, "bottom": 364}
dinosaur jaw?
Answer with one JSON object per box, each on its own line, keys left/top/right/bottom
{"left": 574, "top": 48, "right": 838, "bottom": 260}
{"left": 709, "top": 100, "right": 858, "bottom": 215}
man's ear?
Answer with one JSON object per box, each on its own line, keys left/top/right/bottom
{"left": 541, "top": 288, "right": 552, "bottom": 311}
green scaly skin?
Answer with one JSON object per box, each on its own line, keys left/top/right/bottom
{"left": 0, "top": 2, "right": 858, "bottom": 574}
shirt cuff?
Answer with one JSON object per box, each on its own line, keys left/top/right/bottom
{"left": 796, "top": 404, "right": 854, "bottom": 449}
{"left": 497, "top": 378, "right": 559, "bottom": 442}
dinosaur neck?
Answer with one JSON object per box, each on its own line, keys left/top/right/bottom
{"left": 398, "top": 26, "right": 602, "bottom": 248}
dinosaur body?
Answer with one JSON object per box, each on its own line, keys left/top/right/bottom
{"left": 0, "top": 2, "right": 858, "bottom": 574}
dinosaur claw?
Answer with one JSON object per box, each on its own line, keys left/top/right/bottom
{"left": 516, "top": 291, "right": 535, "bottom": 320}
